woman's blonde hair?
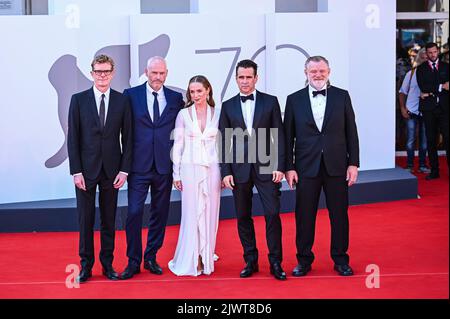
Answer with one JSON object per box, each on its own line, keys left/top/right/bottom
{"left": 413, "top": 48, "right": 427, "bottom": 68}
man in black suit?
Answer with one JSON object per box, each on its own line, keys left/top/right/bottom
{"left": 68, "top": 54, "right": 133, "bottom": 283}
{"left": 219, "top": 59, "right": 286, "bottom": 280}
{"left": 416, "top": 42, "right": 449, "bottom": 180}
{"left": 284, "top": 56, "right": 359, "bottom": 277}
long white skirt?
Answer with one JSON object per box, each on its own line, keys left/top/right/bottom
{"left": 168, "top": 162, "right": 221, "bottom": 276}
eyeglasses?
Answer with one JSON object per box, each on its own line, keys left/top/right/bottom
{"left": 92, "top": 69, "right": 113, "bottom": 76}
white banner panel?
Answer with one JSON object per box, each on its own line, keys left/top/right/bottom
{"left": 265, "top": 13, "right": 349, "bottom": 114}
{"left": 0, "top": 16, "right": 76, "bottom": 204}
{"left": 216, "top": 14, "right": 267, "bottom": 101}
{"left": 328, "top": 0, "right": 396, "bottom": 170}
{"left": 0, "top": 15, "right": 130, "bottom": 204}
{"left": 129, "top": 14, "right": 221, "bottom": 103}
{"left": 0, "top": 9, "right": 396, "bottom": 204}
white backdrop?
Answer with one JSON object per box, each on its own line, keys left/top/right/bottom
{"left": 266, "top": 13, "right": 349, "bottom": 113}
{"left": 328, "top": 0, "right": 397, "bottom": 180}
{"left": 0, "top": 9, "right": 395, "bottom": 204}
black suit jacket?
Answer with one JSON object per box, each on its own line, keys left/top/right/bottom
{"left": 219, "top": 90, "right": 285, "bottom": 183}
{"left": 68, "top": 87, "right": 133, "bottom": 180}
{"left": 416, "top": 60, "right": 449, "bottom": 112}
{"left": 284, "top": 86, "right": 359, "bottom": 178}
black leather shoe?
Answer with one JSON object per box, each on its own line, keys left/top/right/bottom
{"left": 270, "top": 262, "right": 287, "bottom": 280}
{"left": 292, "top": 264, "right": 311, "bottom": 277}
{"left": 144, "top": 260, "right": 163, "bottom": 275}
{"left": 77, "top": 268, "right": 92, "bottom": 283}
{"left": 334, "top": 264, "right": 354, "bottom": 276}
{"left": 102, "top": 268, "right": 119, "bottom": 280}
{"left": 239, "top": 262, "right": 259, "bottom": 278}
{"left": 119, "top": 265, "right": 140, "bottom": 280}
{"left": 425, "top": 172, "right": 440, "bottom": 180}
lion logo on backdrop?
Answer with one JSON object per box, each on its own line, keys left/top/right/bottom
{"left": 45, "top": 34, "right": 181, "bottom": 168}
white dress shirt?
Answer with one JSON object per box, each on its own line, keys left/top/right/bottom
{"left": 240, "top": 91, "right": 256, "bottom": 135}
{"left": 309, "top": 84, "right": 327, "bottom": 132}
{"left": 93, "top": 86, "right": 110, "bottom": 117}
{"left": 146, "top": 83, "right": 167, "bottom": 121}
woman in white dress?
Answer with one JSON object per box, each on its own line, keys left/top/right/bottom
{"left": 168, "top": 75, "right": 222, "bottom": 276}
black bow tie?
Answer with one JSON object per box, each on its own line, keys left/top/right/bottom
{"left": 240, "top": 94, "right": 254, "bottom": 103}
{"left": 312, "top": 89, "right": 326, "bottom": 97}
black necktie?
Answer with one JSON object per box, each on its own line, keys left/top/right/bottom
{"left": 432, "top": 62, "right": 437, "bottom": 72}
{"left": 99, "top": 94, "right": 105, "bottom": 130}
{"left": 240, "top": 94, "right": 254, "bottom": 103}
{"left": 312, "top": 89, "right": 326, "bottom": 97}
{"left": 152, "top": 91, "right": 160, "bottom": 122}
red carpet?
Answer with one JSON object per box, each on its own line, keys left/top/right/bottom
{"left": 0, "top": 158, "right": 447, "bottom": 299}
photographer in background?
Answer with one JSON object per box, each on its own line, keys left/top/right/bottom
{"left": 398, "top": 48, "right": 430, "bottom": 174}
